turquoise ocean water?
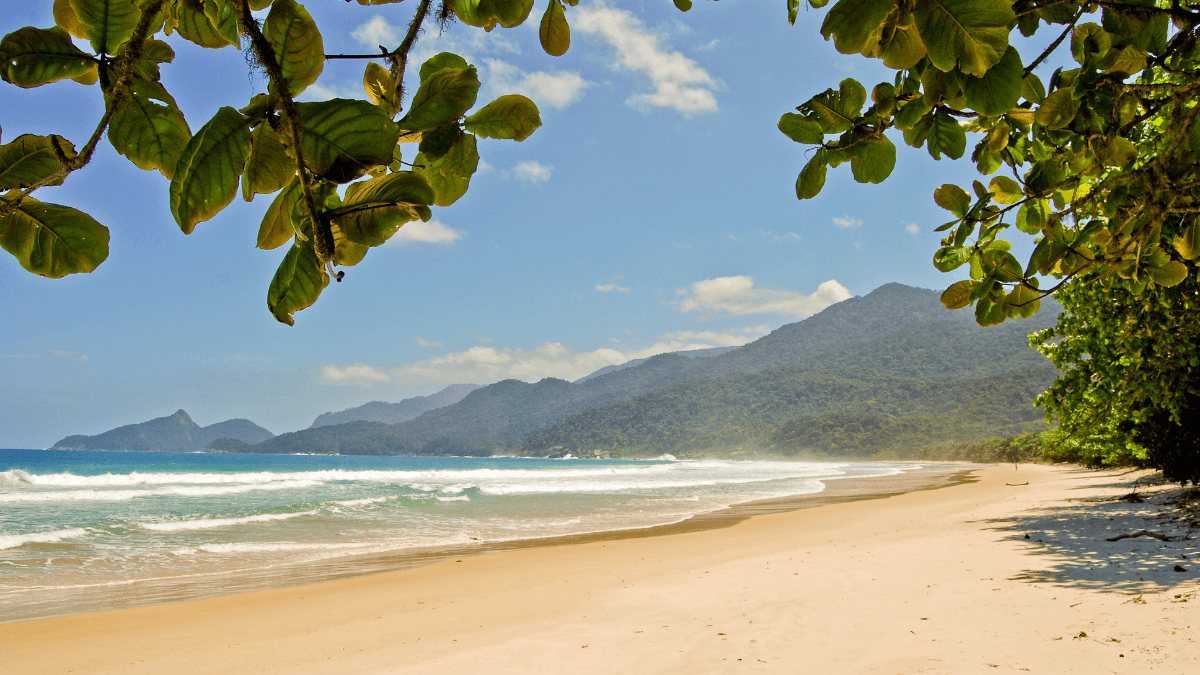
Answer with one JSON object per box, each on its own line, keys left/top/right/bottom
{"left": 1, "top": 449, "right": 921, "bottom": 622}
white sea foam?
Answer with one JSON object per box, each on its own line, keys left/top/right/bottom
{"left": 327, "top": 496, "right": 391, "bottom": 508}
{"left": 0, "top": 479, "right": 322, "bottom": 503}
{"left": 138, "top": 511, "right": 317, "bottom": 532}
{"left": 0, "top": 528, "right": 88, "bottom": 550}
{"left": 434, "top": 495, "right": 470, "bottom": 502}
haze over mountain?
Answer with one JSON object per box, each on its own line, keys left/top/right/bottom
{"left": 242, "top": 284, "right": 1061, "bottom": 457}
{"left": 52, "top": 410, "right": 274, "bottom": 453}
{"left": 309, "top": 384, "right": 482, "bottom": 428}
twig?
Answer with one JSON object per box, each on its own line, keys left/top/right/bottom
{"left": 1106, "top": 530, "right": 1176, "bottom": 542}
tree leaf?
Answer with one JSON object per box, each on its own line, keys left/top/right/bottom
{"left": 264, "top": 0, "right": 324, "bottom": 97}
{"left": 296, "top": 99, "right": 400, "bottom": 183}
{"left": 363, "top": 61, "right": 395, "bottom": 111}
{"left": 1100, "top": 44, "right": 1146, "bottom": 76}
{"left": 419, "top": 52, "right": 469, "bottom": 82}
{"left": 873, "top": 13, "right": 927, "bottom": 69}
{"left": 934, "top": 246, "right": 971, "bottom": 272}
{"left": 940, "top": 279, "right": 974, "bottom": 309}
{"left": 108, "top": 80, "right": 192, "bottom": 179}
{"left": 778, "top": 113, "right": 823, "bottom": 144}
{"left": 257, "top": 178, "right": 301, "bottom": 250}
{"left": 132, "top": 39, "right": 177, "bottom": 82}
{"left": 418, "top": 124, "right": 461, "bottom": 160}
{"left": 169, "top": 106, "right": 251, "bottom": 234}
{"left": 0, "top": 27, "right": 96, "bottom": 88}
{"left": 1006, "top": 283, "right": 1041, "bottom": 318}
{"left": 453, "top": 0, "right": 535, "bottom": 31}
{"left": 912, "top": 0, "right": 1013, "bottom": 77}
{"left": 172, "top": 5, "right": 235, "bottom": 49}
{"left": 464, "top": 94, "right": 542, "bottom": 141}
{"left": 267, "top": 236, "right": 328, "bottom": 326}
{"left": 934, "top": 184, "right": 970, "bottom": 217}
{"left": 1173, "top": 219, "right": 1199, "bottom": 261}
{"left": 332, "top": 171, "right": 435, "bottom": 246}
{"left": 821, "top": 0, "right": 896, "bottom": 56}
{"left": 202, "top": 0, "right": 240, "bottom": 48}
{"left": 1071, "top": 23, "right": 1111, "bottom": 64}
{"left": 988, "top": 175, "right": 1022, "bottom": 205}
{"left": 242, "top": 122, "right": 295, "bottom": 201}
{"left": 849, "top": 135, "right": 895, "bottom": 184}
{"left": 54, "top": 0, "right": 89, "bottom": 39}
{"left": 70, "top": 0, "right": 139, "bottom": 55}
{"left": 926, "top": 110, "right": 966, "bottom": 160}
{"left": 539, "top": 0, "right": 570, "bottom": 57}
{"left": 331, "top": 222, "right": 368, "bottom": 266}
{"left": 0, "top": 198, "right": 108, "bottom": 278}
{"left": 414, "top": 132, "right": 479, "bottom": 207}
{"left": 400, "top": 66, "right": 481, "bottom": 133}
{"left": 0, "top": 134, "right": 78, "bottom": 189}
{"left": 796, "top": 151, "right": 827, "bottom": 200}
{"left": 1035, "top": 88, "right": 1079, "bottom": 129}
{"left": 802, "top": 78, "right": 866, "bottom": 134}
{"left": 961, "top": 46, "right": 1023, "bottom": 117}
{"left": 674, "top": 0, "right": 693, "bottom": 11}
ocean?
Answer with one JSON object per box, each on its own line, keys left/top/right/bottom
{"left": 1, "top": 449, "right": 924, "bottom": 623}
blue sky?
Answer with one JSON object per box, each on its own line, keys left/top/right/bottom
{"left": 2, "top": 1, "right": 983, "bottom": 447}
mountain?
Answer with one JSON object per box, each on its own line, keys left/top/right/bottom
{"left": 241, "top": 284, "right": 1060, "bottom": 456}
{"left": 51, "top": 410, "right": 274, "bottom": 452}
{"left": 309, "top": 384, "right": 481, "bottom": 428}
{"left": 573, "top": 346, "right": 736, "bottom": 383}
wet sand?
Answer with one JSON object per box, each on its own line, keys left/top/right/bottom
{"left": 3, "top": 464, "right": 1196, "bottom": 674}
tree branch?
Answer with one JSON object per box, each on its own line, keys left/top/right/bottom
{"left": 1024, "top": 8, "right": 1084, "bottom": 77}
{"left": 386, "top": 0, "right": 434, "bottom": 118}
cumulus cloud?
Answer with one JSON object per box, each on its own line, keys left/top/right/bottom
{"left": 660, "top": 327, "right": 770, "bottom": 347}
{"left": 415, "top": 337, "right": 444, "bottom": 348}
{"left": 573, "top": 4, "right": 719, "bottom": 115}
{"left": 352, "top": 15, "right": 399, "bottom": 49}
{"left": 388, "top": 219, "right": 465, "bottom": 245}
{"left": 596, "top": 283, "right": 630, "bottom": 293}
{"left": 833, "top": 215, "right": 862, "bottom": 229}
{"left": 321, "top": 364, "right": 390, "bottom": 385}
{"left": 905, "top": 223, "right": 920, "bottom": 235}
{"left": 302, "top": 81, "right": 364, "bottom": 101}
{"left": 513, "top": 160, "right": 553, "bottom": 183}
{"left": 485, "top": 59, "right": 591, "bottom": 109}
{"left": 677, "top": 276, "right": 852, "bottom": 318}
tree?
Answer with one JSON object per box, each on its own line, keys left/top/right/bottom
{"left": 0, "top": 0, "right": 563, "bottom": 324}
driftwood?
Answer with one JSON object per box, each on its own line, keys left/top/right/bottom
{"left": 1106, "top": 530, "right": 1176, "bottom": 542}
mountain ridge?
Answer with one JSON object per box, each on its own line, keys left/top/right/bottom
{"left": 52, "top": 410, "right": 275, "bottom": 453}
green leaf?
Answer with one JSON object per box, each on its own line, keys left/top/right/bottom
{"left": 1173, "top": 220, "right": 1199, "bottom": 261}
{"left": 1146, "top": 260, "right": 1187, "bottom": 287}
{"left": 872, "top": 14, "right": 927, "bottom": 69}
{"left": 796, "top": 151, "right": 827, "bottom": 200}
{"left": 0, "top": 27, "right": 96, "bottom": 88}
{"left": 363, "top": 61, "right": 395, "bottom": 112}
{"left": 415, "top": 133, "right": 479, "bottom": 207}
{"left": 464, "top": 94, "right": 542, "bottom": 141}
{"left": 331, "top": 221, "right": 368, "bottom": 267}
{"left": 802, "top": 78, "right": 866, "bottom": 134}
{"left": 849, "top": 135, "right": 895, "bottom": 184}
{"left": 940, "top": 279, "right": 974, "bottom": 309}
{"left": 0, "top": 198, "right": 108, "bottom": 278}
{"left": 788, "top": 0, "right": 800, "bottom": 25}
{"left": 674, "top": 0, "right": 693, "bottom": 11}
{"left": 267, "top": 237, "right": 328, "bottom": 326}
{"left": 453, "top": 0, "right": 536, "bottom": 31}
{"left": 988, "top": 175, "right": 1022, "bottom": 205}
{"left": 1035, "top": 88, "right": 1079, "bottom": 129}
{"left": 1006, "top": 283, "right": 1041, "bottom": 318}
{"left": 172, "top": 6, "right": 235, "bottom": 49}
{"left": 419, "top": 52, "right": 469, "bottom": 83}
{"left": 1105, "top": 136, "right": 1136, "bottom": 169}
{"left": 961, "top": 46, "right": 1022, "bottom": 117}
{"left": 202, "top": 0, "right": 240, "bottom": 48}
{"left": 133, "top": 39, "right": 177, "bottom": 82}
{"left": 399, "top": 66, "right": 481, "bottom": 133}
{"left": 1071, "top": 23, "right": 1110, "bottom": 64}
{"left": 934, "top": 184, "right": 970, "bottom": 217}
{"left": 108, "top": 80, "right": 192, "bottom": 180}
{"left": 893, "top": 98, "right": 931, "bottom": 130}
{"left": 974, "top": 291, "right": 1008, "bottom": 326}
{"left": 169, "top": 106, "right": 251, "bottom": 234}
{"left": 257, "top": 178, "right": 301, "bottom": 250}
{"left": 332, "top": 171, "right": 435, "bottom": 246}
{"left": 912, "top": 0, "right": 1013, "bottom": 77}
{"left": 933, "top": 246, "right": 971, "bottom": 273}
{"left": 1021, "top": 74, "right": 1045, "bottom": 103}
{"left": 54, "top": 0, "right": 89, "bottom": 39}
{"left": 539, "top": 0, "right": 570, "bottom": 57}
{"left": 778, "top": 113, "right": 823, "bottom": 144}
{"left": 264, "top": 0, "right": 324, "bottom": 97}
{"left": 982, "top": 248, "right": 1022, "bottom": 282}
{"left": 820, "top": 0, "right": 896, "bottom": 56}
{"left": 925, "top": 110, "right": 966, "bottom": 160}
{"left": 0, "top": 134, "right": 77, "bottom": 189}
{"left": 418, "top": 124, "right": 461, "bottom": 160}
{"left": 242, "top": 122, "right": 295, "bottom": 201}
{"left": 296, "top": 99, "right": 400, "bottom": 183}
{"left": 1100, "top": 44, "right": 1146, "bottom": 77}
{"left": 70, "top": 0, "right": 139, "bottom": 55}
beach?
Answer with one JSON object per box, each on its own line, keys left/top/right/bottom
{"left": 2, "top": 463, "right": 1196, "bottom": 674}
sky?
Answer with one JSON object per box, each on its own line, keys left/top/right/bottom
{"left": 1, "top": 0, "right": 989, "bottom": 447}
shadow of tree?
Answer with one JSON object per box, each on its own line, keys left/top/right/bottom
{"left": 984, "top": 470, "right": 1199, "bottom": 593}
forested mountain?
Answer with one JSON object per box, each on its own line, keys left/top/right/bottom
{"left": 309, "top": 384, "right": 481, "bottom": 428}
{"left": 241, "top": 284, "right": 1059, "bottom": 457}
{"left": 52, "top": 410, "right": 274, "bottom": 453}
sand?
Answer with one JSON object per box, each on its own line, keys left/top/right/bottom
{"left": 2, "top": 464, "right": 1196, "bottom": 674}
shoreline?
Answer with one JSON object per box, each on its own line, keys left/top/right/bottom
{"left": 1, "top": 462, "right": 967, "bottom": 624}
{"left": 3, "top": 464, "right": 1196, "bottom": 674}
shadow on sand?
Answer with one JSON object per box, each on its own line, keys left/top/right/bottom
{"left": 985, "top": 469, "right": 1199, "bottom": 594}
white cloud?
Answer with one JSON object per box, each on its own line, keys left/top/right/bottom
{"left": 321, "top": 363, "right": 390, "bottom": 385}
{"left": 677, "top": 276, "right": 852, "bottom": 318}
{"left": 694, "top": 39, "right": 720, "bottom": 52}
{"left": 47, "top": 349, "right": 88, "bottom": 361}
{"left": 485, "top": 59, "right": 591, "bottom": 109}
{"left": 660, "top": 327, "right": 769, "bottom": 347}
{"left": 905, "top": 223, "right": 920, "bottom": 235}
{"left": 415, "top": 337, "right": 444, "bottom": 348}
{"left": 596, "top": 283, "right": 630, "bottom": 293}
{"left": 388, "top": 219, "right": 465, "bottom": 245}
{"left": 573, "top": 4, "right": 719, "bottom": 115}
{"left": 513, "top": 160, "right": 553, "bottom": 183}
{"left": 777, "top": 232, "right": 801, "bottom": 242}
{"left": 302, "top": 81, "right": 363, "bottom": 101}
{"left": 833, "top": 215, "right": 862, "bottom": 229}
{"left": 352, "top": 16, "right": 399, "bottom": 49}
